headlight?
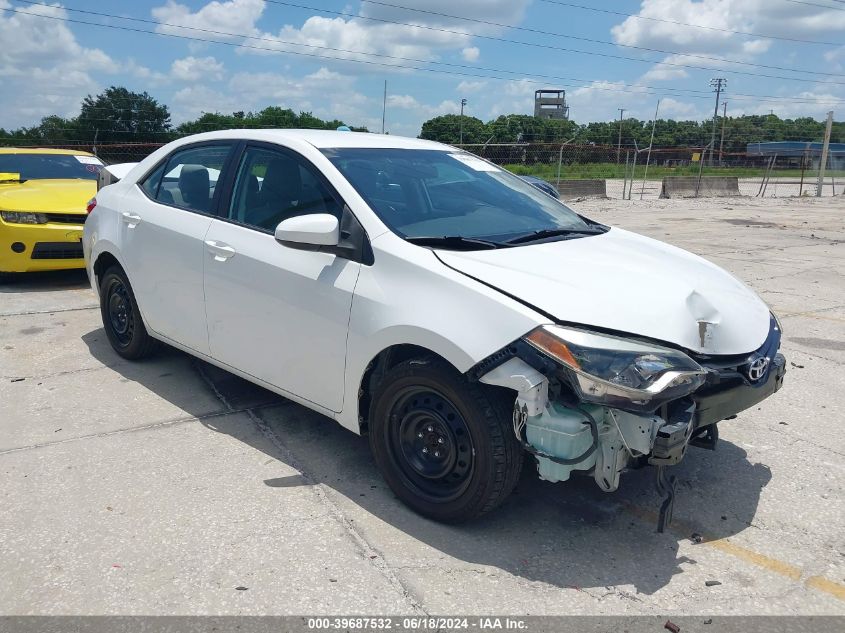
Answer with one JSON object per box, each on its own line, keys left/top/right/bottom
{"left": 0, "top": 211, "right": 48, "bottom": 224}
{"left": 524, "top": 325, "right": 706, "bottom": 410}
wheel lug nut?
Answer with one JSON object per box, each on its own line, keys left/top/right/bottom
{"left": 434, "top": 451, "right": 441, "bottom": 458}
{"left": 417, "top": 432, "right": 424, "bottom": 438}
{"left": 427, "top": 425, "right": 434, "bottom": 432}
{"left": 422, "top": 447, "right": 429, "bottom": 454}
{"left": 437, "top": 437, "right": 444, "bottom": 444}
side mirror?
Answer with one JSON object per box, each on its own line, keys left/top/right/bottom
{"left": 274, "top": 214, "right": 340, "bottom": 248}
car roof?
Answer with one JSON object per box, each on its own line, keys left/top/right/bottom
{"left": 0, "top": 147, "right": 96, "bottom": 156}
{"left": 174, "top": 129, "right": 452, "bottom": 151}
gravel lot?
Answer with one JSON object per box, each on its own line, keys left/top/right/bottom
{"left": 1, "top": 195, "right": 843, "bottom": 616}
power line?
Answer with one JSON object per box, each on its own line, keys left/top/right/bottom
{"left": 356, "top": 0, "right": 842, "bottom": 77}
{"left": 538, "top": 0, "right": 844, "bottom": 46}
{"left": 783, "top": 0, "right": 845, "bottom": 10}
{"left": 8, "top": 5, "right": 845, "bottom": 106}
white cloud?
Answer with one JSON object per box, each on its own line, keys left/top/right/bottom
{"left": 461, "top": 46, "right": 480, "bottom": 62}
{"left": 151, "top": 0, "right": 265, "bottom": 40}
{"left": 387, "top": 94, "right": 421, "bottom": 109}
{"left": 0, "top": 1, "right": 116, "bottom": 128}
{"left": 612, "top": 0, "right": 845, "bottom": 52}
{"left": 359, "top": 1, "right": 530, "bottom": 28}
{"left": 457, "top": 80, "right": 487, "bottom": 94}
{"left": 231, "top": 0, "right": 527, "bottom": 72}
{"left": 170, "top": 56, "right": 225, "bottom": 82}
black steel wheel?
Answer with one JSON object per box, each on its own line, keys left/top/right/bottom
{"left": 369, "top": 356, "right": 523, "bottom": 522}
{"left": 99, "top": 265, "right": 158, "bottom": 360}
{"left": 387, "top": 386, "right": 475, "bottom": 503}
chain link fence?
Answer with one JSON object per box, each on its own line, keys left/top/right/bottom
{"left": 455, "top": 142, "right": 844, "bottom": 199}
{"left": 28, "top": 140, "right": 843, "bottom": 200}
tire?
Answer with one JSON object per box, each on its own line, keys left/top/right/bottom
{"left": 99, "top": 265, "right": 158, "bottom": 360}
{"left": 369, "top": 356, "right": 523, "bottom": 522}
{"left": 0, "top": 272, "right": 19, "bottom": 284}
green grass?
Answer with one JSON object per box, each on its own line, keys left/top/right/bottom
{"left": 504, "top": 162, "right": 845, "bottom": 181}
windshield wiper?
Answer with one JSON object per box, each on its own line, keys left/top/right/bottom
{"left": 504, "top": 226, "right": 606, "bottom": 245}
{"left": 405, "top": 235, "right": 505, "bottom": 250}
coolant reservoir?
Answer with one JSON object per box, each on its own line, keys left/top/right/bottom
{"left": 526, "top": 402, "right": 602, "bottom": 483}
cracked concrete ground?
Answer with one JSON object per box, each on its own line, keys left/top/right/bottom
{"left": 0, "top": 196, "right": 843, "bottom": 615}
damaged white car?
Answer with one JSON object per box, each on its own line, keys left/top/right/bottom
{"left": 84, "top": 130, "right": 785, "bottom": 527}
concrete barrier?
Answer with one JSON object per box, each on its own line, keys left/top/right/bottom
{"left": 555, "top": 179, "right": 607, "bottom": 200}
{"left": 660, "top": 176, "right": 742, "bottom": 198}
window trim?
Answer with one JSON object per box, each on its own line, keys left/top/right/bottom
{"left": 136, "top": 140, "right": 239, "bottom": 218}
{"left": 216, "top": 141, "right": 350, "bottom": 236}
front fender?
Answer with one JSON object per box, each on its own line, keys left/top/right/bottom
{"left": 335, "top": 237, "right": 547, "bottom": 433}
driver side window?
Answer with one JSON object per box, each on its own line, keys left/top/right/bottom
{"left": 229, "top": 147, "right": 342, "bottom": 232}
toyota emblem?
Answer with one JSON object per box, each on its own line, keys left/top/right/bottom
{"left": 746, "top": 357, "right": 770, "bottom": 382}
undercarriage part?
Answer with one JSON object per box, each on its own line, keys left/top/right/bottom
{"left": 655, "top": 466, "right": 678, "bottom": 533}
{"left": 690, "top": 423, "right": 719, "bottom": 451}
{"left": 648, "top": 401, "right": 696, "bottom": 467}
{"left": 649, "top": 402, "right": 695, "bottom": 532}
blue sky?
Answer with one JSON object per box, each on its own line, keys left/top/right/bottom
{"left": 2, "top": 0, "right": 844, "bottom": 136}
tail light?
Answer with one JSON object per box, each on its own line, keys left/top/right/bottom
{"left": 86, "top": 197, "right": 97, "bottom": 213}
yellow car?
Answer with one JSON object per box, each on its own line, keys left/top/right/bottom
{"left": 0, "top": 148, "right": 103, "bottom": 276}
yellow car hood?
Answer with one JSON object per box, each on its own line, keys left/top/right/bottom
{"left": 0, "top": 179, "right": 96, "bottom": 214}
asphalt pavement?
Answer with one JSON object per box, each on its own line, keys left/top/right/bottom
{"left": 1, "top": 195, "right": 843, "bottom": 616}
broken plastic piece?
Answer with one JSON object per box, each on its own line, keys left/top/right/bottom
{"left": 655, "top": 465, "right": 678, "bottom": 533}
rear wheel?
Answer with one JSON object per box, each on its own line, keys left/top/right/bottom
{"left": 99, "top": 265, "right": 158, "bottom": 360}
{"left": 369, "top": 356, "right": 523, "bottom": 522}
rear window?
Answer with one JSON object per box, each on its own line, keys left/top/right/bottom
{"left": 0, "top": 154, "right": 103, "bottom": 180}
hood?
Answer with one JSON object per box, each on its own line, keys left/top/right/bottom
{"left": 436, "top": 227, "right": 771, "bottom": 355}
{"left": 0, "top": 179, "right": 96, "bottom": 214}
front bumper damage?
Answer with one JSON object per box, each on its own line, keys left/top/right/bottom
{"left": 477, "top": 326, "right": 786, "bottom": 532}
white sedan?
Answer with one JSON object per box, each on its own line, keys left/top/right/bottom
{"left": 84, "top": 130, "right": 785, "bottom": 526}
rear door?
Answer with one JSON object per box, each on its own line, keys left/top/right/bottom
{"left": 120, "top": 142, "right": 236, "bottom": 354}
{"left": 203, "top": 143, "right": 360, "bottom": 411}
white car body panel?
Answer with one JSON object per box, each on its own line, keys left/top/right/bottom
{"left": 436, "top": 227, "right": 771, "bottom": 356}
{"left": 117, "top": 184, "right": 213, "bottom": 354}
{"left": 84, "top": 128, "right": 776, "bottom": 440}
{"left": 203, "top": 218, "right": 359, "bottom": 412}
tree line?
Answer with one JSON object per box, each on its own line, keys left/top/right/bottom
{"left": 0, "top": 86, "right": 366, "bottom": 147}
{"left": 420, "top": 113, "right": 845, "bottom": 153}
{"left": 1, "top": 85, "right": 842, "bottom": 154}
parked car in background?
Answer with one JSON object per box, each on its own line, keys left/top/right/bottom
{"left": 84, "top": 130, "right": 785, "bottom": 526}
{"left": 0, "top": 148, "right": 103, "bottom": 277}
{"left": 519, "top": 175, "right": 560, "bottom": 199}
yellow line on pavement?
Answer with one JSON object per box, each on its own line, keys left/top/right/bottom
{"left": 806, "top": 576, "right": 845, "bottom": 601}
{"left": 707, "top": 538, "right": 801, "bottom": 581}
{"left": 623, "top": 502, "right": 843, "bottom": 600}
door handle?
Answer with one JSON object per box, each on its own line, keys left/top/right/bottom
{"left": 205, "top": 240, "right": 236, "bottom": 261}
{"left": 121, "top": 212, "right": 142, "bottom": 227}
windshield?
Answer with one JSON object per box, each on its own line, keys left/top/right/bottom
{"left": 322, "top": 148, "right": 594, "bottom": 244}
{"left": 0, "top": 154, "right": 104, "bottom": 181}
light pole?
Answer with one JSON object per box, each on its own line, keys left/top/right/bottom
{"left": 459, "top": 98, "right": 467, "bottom": 144}
{"left": 616, "top": 108, "right": 625, "bottom": 164}
{"left": 709, "top": 78, "right": 726, "bottom": 166}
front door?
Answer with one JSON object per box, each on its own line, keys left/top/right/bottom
{"left": 203, "top": 144, "right": 360, "bottom": 411}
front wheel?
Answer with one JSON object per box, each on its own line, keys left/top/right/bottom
{"left": 369, "top": 356, "right": 523, "bottom": 522}
{"left": 99, "top": 265, "right": 158, "bottom": 360}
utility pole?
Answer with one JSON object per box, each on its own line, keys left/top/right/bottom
{"left": 709, "top": 78, "right": 726, "bottom": 166}
{"left": 816, "top": 110, "right": 834, "bottom": 197}
{"left": 381, "top": 80, "right": 387, "bottom": 134}
{"left": 616, "top": 108, "right": 625, "bottom": 164}
{"left": 459, "top": 98, "right": 467, "bottom": 144}
{"left": 718, "top": 101, "right": 728, "bottom": 166}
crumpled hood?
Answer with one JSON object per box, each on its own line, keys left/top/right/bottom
{"left": 0, "top": 179, "right": 95, "bottom": 214}
{"left": 436, "top": 227, "right": 771, "bottom": 355}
